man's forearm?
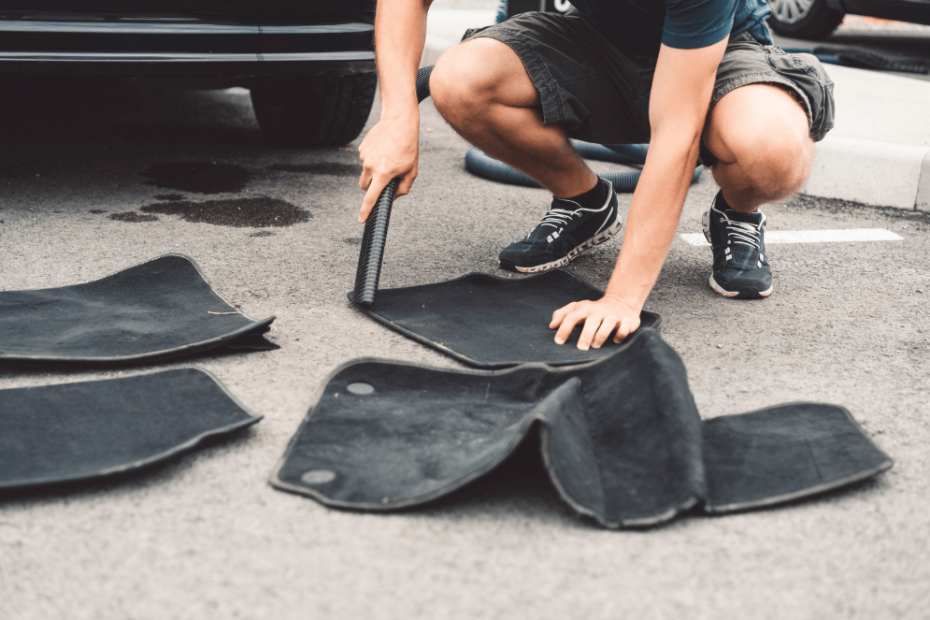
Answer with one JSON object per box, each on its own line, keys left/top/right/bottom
{"left": 603, "top": 133, "right": 701, "bottom": 310}
{"left": 357, "top": 0, "right": 432, "bottom": 218}
{"left": 375, "top": 0, "right": 433, "bottom": 118}
{"left": 548, "top": 40, "right": 725, "bottom": 348}
{"left": 602, "top": 39, "right": 726, "bottom": 313}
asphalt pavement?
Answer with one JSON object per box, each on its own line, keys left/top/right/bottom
{"left": 1, "top": 24, "right": 929, "bottom": 620}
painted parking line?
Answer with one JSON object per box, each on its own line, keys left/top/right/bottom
{"left": 680, "top": 228, "right": 903, "bottom": 247}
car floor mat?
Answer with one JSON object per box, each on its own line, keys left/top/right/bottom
{"left": 0, "top": 254, "right": 277, "bottom": 364}
{"left": 0, "top": 368, "right": 261, "bottom": 492}
{"left": 349, "top": 270, "right": 661, "bottom": 368}
{"left": 271, "top": 330, "right": 891, "bottom": 528}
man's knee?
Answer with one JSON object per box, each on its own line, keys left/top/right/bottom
{"left": 743, "top": 125, "right": 813, "bottom": 193}
{"left": 713, "top": 115, "right": 814, "bottom": 196}
{"left": 707, "top": 84, "right": 814, "bottom": 194}
{"left": 431, "top": 38, "right": 535, "bottom": 129}
{"left": 431, "top": 42, "right": 500, "bottom": 124}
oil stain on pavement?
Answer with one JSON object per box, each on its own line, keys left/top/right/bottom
{"left": 140, "top": 196, "right": 310, "bottom": 228}
{"left": 110, "top": 212, "right": 159, "bottom": 223}
{"left": 154, "top": 193, "right": 186, "bottom": 201}
{"left": 267, "top": 162, "right": 361, "bottom": 176}
{"left": 142, "top": 162, "right": 251, "bottom": 194}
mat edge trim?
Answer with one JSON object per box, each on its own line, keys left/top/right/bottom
{"left": 0, "top": 253, "right": 275, "bottom": 363}
{"left": 0, "top": 367, "right": 262, "bottom": 491}
{"left": 702, "top": 403, "right": 894, "bottom": 514}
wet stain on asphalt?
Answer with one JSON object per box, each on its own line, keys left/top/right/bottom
{"left": 268, "top": 162, "right": 361, "bottom": 176}
{"left": 154, "top": 193, "right": 186, "bottom": 201}
{"left": 343, "top": 237, "right": 361, "bottom": 245}
{"left": 88, "top": 209, "right": 107, "bottom": 214}
{"left": 110, "top": 211, "right": 158, "bottom": 223}
{"left": 250, "top": 230, "right": 276, "bottom": 238}
{"left": 142, "top": 162, "right": 251, "bottom": 194}
{"left": 140, "top": 196, "right": 310, "bottom": 228}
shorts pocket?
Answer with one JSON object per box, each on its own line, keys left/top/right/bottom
{"left": 767, "top": 49, "right": 836, "bottom": 141}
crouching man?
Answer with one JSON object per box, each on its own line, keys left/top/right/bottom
{"left": 357, "top": 0, "right": 834, "bottom": 349}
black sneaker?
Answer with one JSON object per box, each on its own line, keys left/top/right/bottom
{"left": 702, "top": 192, "right": 772, "bottom": 299}
{"left": 499, "top": 179, "right": 622, "bottom": 273}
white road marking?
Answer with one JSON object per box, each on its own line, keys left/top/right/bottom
{"left": 680, "top": 228, "right": 903, "bottom": 247}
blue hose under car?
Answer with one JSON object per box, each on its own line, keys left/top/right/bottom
{"left": 464, "top": 141, "right": 704, "bottom": 191}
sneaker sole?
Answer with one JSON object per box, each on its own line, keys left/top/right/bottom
{"left": 509, "top": 216, "right": 624, "bottom": 274}
{"left": 708, "top": 274, "right": 773, "bottom": 299}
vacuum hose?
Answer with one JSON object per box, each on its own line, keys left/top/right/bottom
{"left": 353, "top": 65, "right": 435, "bottom": 307}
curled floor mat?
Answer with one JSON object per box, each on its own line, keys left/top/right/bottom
{"left": 0, "top": 368, "right": 261, "bottom": 491}
{"left": 0, "top": 254, "right": 277, "bottom": 364}
{"left": 349, "top": 270, "right": 661, "bottom": 368}
{"left": 271, "top": 330, "right": 891, "bottom": 528}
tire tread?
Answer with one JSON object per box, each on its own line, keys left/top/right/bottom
{"left": 251, "top": 72, "right": 377, "bottom": 147}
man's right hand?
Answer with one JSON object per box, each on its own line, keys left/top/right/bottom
{"left": 357, "top": 111, "right": 420, "bottom": 223}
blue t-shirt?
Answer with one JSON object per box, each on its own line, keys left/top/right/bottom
{"left": 569, "top": 0, "right": 773, "bottom": 57}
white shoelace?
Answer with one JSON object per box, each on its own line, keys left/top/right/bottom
{"left": 539, "top": 207, "right": 578, "bottom": 229}
{"left": 724, "top": 218, "right": 762, "bottom": 250}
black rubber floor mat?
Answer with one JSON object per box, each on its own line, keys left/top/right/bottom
{"left": 349, "top": 270, "right": 661, "bottom": 368}
{"left": 0, "top": 368, "right": 261, "bottom": 491}
{"left": 0, "top": 254, "right": 277, "bottom": 364}
{"left": 271, "top": 330, "right": 891, "bottom": 528}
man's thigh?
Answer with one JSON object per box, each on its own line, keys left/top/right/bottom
{"left": 459, "top": 12, "right": 655, "bottom": 145}
{"left": 434, "top": 36, "right": 541, "bottom": 109}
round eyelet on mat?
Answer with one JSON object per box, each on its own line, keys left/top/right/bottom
{"left": 301, "top": 470, "right": 336, "bottom": 485}
{"left": 347, "top": 382, "right": 375, "bottom": 395}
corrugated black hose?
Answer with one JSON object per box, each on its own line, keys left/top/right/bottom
{"left": 353, "top": 65, "right": 434, "bottom": 307}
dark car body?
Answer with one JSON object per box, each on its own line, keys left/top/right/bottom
{"left": 0, "top": 1, "right": 379, "bottom": 145}
{"left": 767, "top": 0, "right": 930, "bottom": 39}
{"left": 827, "top": 0, "right": 930, "bottom": 25}
{"left": 0, "top": 1, "right": 375, "bottom": 81}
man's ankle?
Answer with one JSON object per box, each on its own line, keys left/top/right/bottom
{"left": 561, "top": 178, "right": 608, "bottom": 211}
{"left": 718, "top": 188, "right": 765, "bottom": 214}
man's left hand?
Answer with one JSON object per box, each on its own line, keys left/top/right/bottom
{"left": 550, "top": 296, "right": 641, "bottom": 350}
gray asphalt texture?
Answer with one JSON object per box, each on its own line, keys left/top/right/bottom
{"left": 0, "top": 75, "right": 928, "bottom": 620}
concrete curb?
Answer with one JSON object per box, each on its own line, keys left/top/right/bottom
{"left": 803, "top": 137, "right": 930, "bottom": 210}
{"left": 422, "top": 10, "right": 930, "bottom": 211}
{"left": 917, "top": 150, "right": 930, "bottom": 211}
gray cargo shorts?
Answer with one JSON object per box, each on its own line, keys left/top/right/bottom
{"left": 462, "top": 12, "right": 835, "bottom": 166}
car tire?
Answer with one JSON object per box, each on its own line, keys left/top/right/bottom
{"left": 766, "top": 0, "right": 845, "bottom": 39}
{"left": 250, "top": 72, "right": 377, "bottom": 147}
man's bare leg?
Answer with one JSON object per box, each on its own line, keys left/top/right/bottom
{"left": 699, "top": 83, "right": 813, "bottom": 298}
{"left": 430, "top": 37, "right": 598, "bottom": 198}
{"left": 703, "top": 83, "right": 814, "bottom": 211}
